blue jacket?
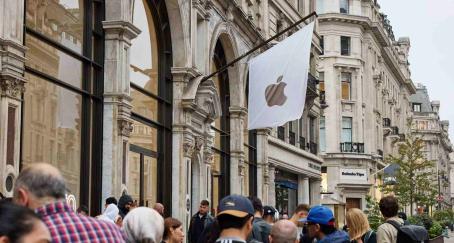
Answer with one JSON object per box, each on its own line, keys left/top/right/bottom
{"left": 317, "top": 230, "right": 350, "bottom": 243}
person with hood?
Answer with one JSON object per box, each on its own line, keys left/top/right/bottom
{"left": 122, "top": 207, "right": 164, "bottom": 243}
{"left": 300, "top": 206, "right": 349, "bottom": 243}
{"left": 118, "top": 194, "right": 134, "bottom": 219}
{"left": 98, "top": 203, "right": 120, "bottom": 225}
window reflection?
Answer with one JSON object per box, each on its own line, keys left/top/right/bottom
{"left": 130, "top": 0, "right": 159, "bottom": 95}
{"left": 26, "top": 0, "right": 84, "bottom": 54}
{"left": 130, "top": 120, "right": 158, "bottom": 152}
{"left": 26, "top": 35, "right": 83, "bottom": 88}
{"left": 22, "top": 73, "right": 82, "bottom": 203}
{"left": 131, "top": 88, "right": 158, "bottom": 121}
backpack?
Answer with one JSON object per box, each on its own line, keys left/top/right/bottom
{"left": 386, "top": 220, "right": 429, "bottom": 243}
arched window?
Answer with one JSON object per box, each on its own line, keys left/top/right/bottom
{"left": 128, "top": 0, "right": 172, "bottom": 209}
{"left": 211, "top": 41, "right": 230, "bottom": 211}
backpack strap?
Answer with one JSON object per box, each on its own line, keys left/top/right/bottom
{"left": 386, "top": 220, "right": 402, "bottom": 231}
{"left": 364, "top": 230, "right": 373, "bottom": 243}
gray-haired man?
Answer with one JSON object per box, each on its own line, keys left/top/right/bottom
{"left": 14, "top": 163, "right": 126, "bottom": 242}
{"left": 269, "top": 220, "right": 299, "bottom": 243}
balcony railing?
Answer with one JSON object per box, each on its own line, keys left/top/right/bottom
{"left": 340, "top": 142, "right": 365, "bottom": 153}
{"left": 391, "top": 126, "right": 399, "bottom": 135}
{"left": 377, "top": 149, "right": 383, "bottom": 157}
{"left": 277, "top": 126, "right": 285, "bottom": 141}
{"left": 289, "top": 131, "right": 296, "bottom": 145}
{"left": 299, "top": 136, "right": 306, "bottom": 150}
{"left": 383, "top": 118, "right": 391, "bottom": 127}
{"left": 309, "top": 142, "right": 318, "bottom": 155}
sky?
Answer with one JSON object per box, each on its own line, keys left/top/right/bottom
{"left": 378, "top": 0, "right": 454, "bottom": 141}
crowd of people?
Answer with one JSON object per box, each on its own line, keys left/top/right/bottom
{"left": 0, "top": 163, "right": 423, "bottom": 243}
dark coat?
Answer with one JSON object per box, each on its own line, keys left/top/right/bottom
{"left": 189, "top": 213, "right": 215, "bottom": 243}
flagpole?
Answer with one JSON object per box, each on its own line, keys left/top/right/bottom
{"left": 201, "top": 11, "right": 318, "bottom": 83}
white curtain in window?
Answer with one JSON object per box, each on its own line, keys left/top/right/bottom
{"left": 342, "top": 117, "right": 352, "bottom": 143}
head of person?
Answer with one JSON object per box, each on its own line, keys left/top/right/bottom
{"left": 379, "top": 196, "right": 399, "bottom": 219}
{"left": 199, "top": 200, "right": 210, "bottom": 216}
{"left": 13, "top": 163, "right": 67, "bottom": 210}
{"left": 77, "top": 205, "right": 89, "bottom": 216}
{"left": 345, "top": 208, "right": 370, "bottom": 241}
{"left": 0, "top": 201, "right": 51, "bottom": 243}
{"left": 269, "top": 220, "right": 298, "bottom": 243}
{"left": 397, "top": 212, "right": 407, "bottom": 221}
{"left": 105, "top": 197, "right": 117, "bottom": 208}
{"left": 163, "top": 218, "right": 184, "bottom": 243}
{"left": 291, "top": 204, "right": 310, "bottom": 221}
{"left": 300, "top": 206, "right": 336, "bottom": 240}
{"left": 216, "top": 195, "right": 255, "bottom": 240}
{"left": 122, "top": 207, "right": 164, "bottom": 243}
{"left": 118, "top": 194, "right": 134, "bottom": 216}
{"left": 248, "top": 196, "right": 264, "bottom": 217}
{"left": 153, "top": 203, "right": 165, "bottom": 216}
{"left": 263, "top": 206, "right": 276, "bottom": 224}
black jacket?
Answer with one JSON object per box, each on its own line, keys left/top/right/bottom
{"left": 189, "top": 213, "right": 214, "bottom": 243}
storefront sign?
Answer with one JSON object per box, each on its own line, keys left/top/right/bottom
{"left": 339, "top": 169, "right": 367, "bottom": 182}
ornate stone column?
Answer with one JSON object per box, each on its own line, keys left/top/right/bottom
{"left": 102, "top": 0, "right": 140, "bottom": 200}
{"left": 229, "top": 106, "right": 247, "bottom": 195}
{"left": 257, "top": 128, "right": 270, "bottom": 202}
{"left": 0, "top": 0, "right": 26, "bottom": 197}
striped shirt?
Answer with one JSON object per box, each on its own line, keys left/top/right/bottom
{"left": 215, "top": 237, "right": 247, "bottom": 243}
{"left": 36, "top": 201, "right": 126, "bottom": 243}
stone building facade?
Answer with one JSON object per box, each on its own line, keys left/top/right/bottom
{"left": 316, "top": 0, "right": 416, "bottom": 222}
{"left": 410, "top": 84, "right": 453, "bottom": 209}
{"left": 0, "top": 0, "right": 322, "bottom": 231}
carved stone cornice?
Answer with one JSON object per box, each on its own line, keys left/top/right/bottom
{"left": 229, "top": 106, "right": 248, "bottom": 119}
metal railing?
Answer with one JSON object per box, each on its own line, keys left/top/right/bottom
{"left": 277, "top": 126, "right": 285, "bottom": 141}
{"left": 340, "top": 142, "right": 365, "bottom": 153}
{"left": 383, "top": 118, "right": 391, "bottom": 127}
{"left": 391, "top": 126, "right": 399, "bottom": 135}
{"left": 299, "top": 136, "right": 306, "bottom": 150}
{"left": 309, "top": 142, "right": 318, "bottom": 155}
{"left": 289, "top": 131, "right": 296, "bottom": 145}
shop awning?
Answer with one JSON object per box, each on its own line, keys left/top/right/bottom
{"left": 275, "top": 180, "right": 298, "bottom": 190}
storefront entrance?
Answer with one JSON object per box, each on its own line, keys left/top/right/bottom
{"left": 128, "top": 144, "right": 158, "bottom": 207}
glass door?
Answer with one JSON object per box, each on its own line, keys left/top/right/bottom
{"left": 128, "top": 144, "right": 158, "bottom": 207}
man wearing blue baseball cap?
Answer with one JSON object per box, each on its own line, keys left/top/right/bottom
{"left": 216, "top": 195, "right": 256, "bottom": 243}
{"left": 299, "top": 206, "right": 349, "bottom": 243}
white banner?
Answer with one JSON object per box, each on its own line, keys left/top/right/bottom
{"left": 248, "top": 22, "right": 315, "bottom": 130}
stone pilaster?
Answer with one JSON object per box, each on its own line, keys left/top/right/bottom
{"left": 310, "top": 178, "right": 321, "bottom": 206}
{"left": 102, "top": 0, "right": 140, "bottom": 201}
{"left": 0, "top": 0, "right": 26, "bottom": 197}
{"left": 298, "top": 176, "right": 310, "bottom": 205}
{"left": 229, "top": 106, "right": 247, "bottom": 195}
{"left": 257, "top": 128, "right": 271, "bottom": 203}
{"left": 267, "top": 164, "right": 276, "bottom": 207}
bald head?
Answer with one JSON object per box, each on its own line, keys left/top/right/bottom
{"left": 153, "top": 203, "right": 164, "bottom": 215}
{"left": 269, "top": 220, "right": 298, "bottom": 243}
{"left": 14, "top": 163, "right": 67, "bottom": 208}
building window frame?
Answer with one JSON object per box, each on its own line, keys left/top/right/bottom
{"left": 413, "top": 103, "right": 422, "bottom": 112}
{"left": 341, "top": 117, "right": 353, "bottom": 143}
{"left": 340, "top": 0, "right": 349, "bottom": 14}
{"left": 341, "top": 72, "right": 352, "bottom": 100}
{"left": 340, "top": 36, "right": 351, "bottom": 56}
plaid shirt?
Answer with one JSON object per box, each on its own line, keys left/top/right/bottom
{"left": 36, "top": 201, "right": 126, "bottom": 243}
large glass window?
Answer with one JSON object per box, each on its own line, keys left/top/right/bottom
{"left": 23, "top": 0, "right": 105, "bottom": 211}
{"left": 25, "top": 0, "right": 84, "bottom": 54}
{"left": 341, "top": 72, "right": 352, "bottom": 100}
{"left": 244, "top": 84, "right": 257, "bottom": 196}
{"left": 316, "top": 0, "right": 324, "bottom": 14}
{"left": 22, "top": 73, "right": 82, "bottom": 203}
{"left": 211, "top": 41, "right": 230, "bottom": 210}
{"left": 342, "top": 117, "right": 353, "bottom": 143}
{"left": 127, "top": 0, "right": 172, "bottom": 209}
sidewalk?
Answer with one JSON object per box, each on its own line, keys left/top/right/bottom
{"left": 445, "top": 231, "right": 454, "bottom": 243}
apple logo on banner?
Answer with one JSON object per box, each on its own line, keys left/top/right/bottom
{"left": 265, "top": 75, "right": 287, "bottom": 107}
